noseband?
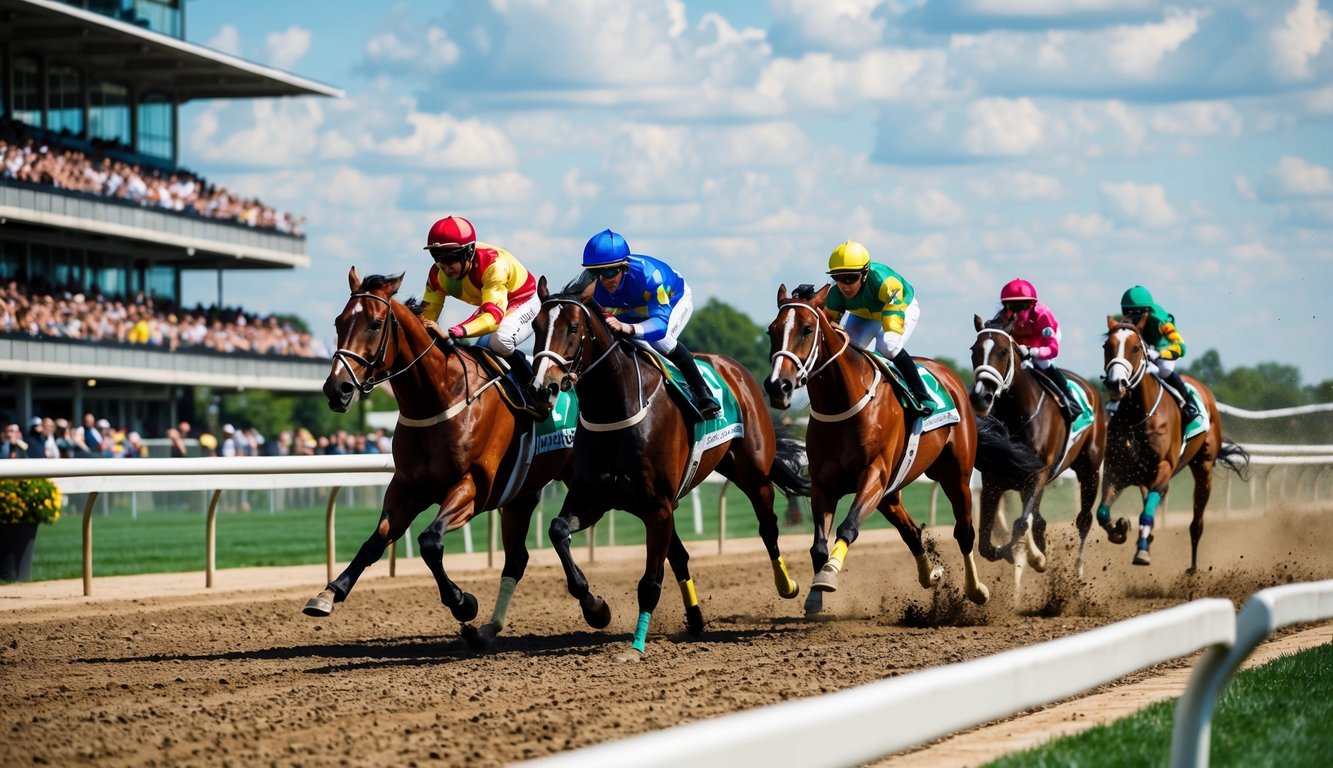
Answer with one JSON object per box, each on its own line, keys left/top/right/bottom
{"left": 1103, "top": 329, "right": 1147, "bottom": 390}
{"left": 331, "top": 292, "right": 438, "bottom": 395}
{"left": 973, "top": 328, "right": 1017, "bottom": 394}
{"left": 534, "top": 297, "right": 622, "bottom": 380}
{"left": 769, "top": 301, "right": 849, "bottom": 388}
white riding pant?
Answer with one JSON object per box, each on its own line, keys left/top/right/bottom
{"left": 1148, "top": 357, "right": 1175, "bottom": 375}
{"left": 476, "top": 293, "right": 541, "bottom": 356}
{"left": 630, "top": 283, "right": 693, "bottom": 356}
{"left": 842, "top": 299, "right": 920, "bottom": 358}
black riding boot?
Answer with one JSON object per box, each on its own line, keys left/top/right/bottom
{"left": 505, "top": 349, "right": 535, "bottom": 386}
{"left": 666, "top": 343, "right": 722, "bottom": 419}
{"left": 1161, "top": 368, "right": 1200, "bottom": 423}
{"left": 892, "top": 348, "right": 935, "bottom": 417}
{"left": 1042, "top": 365, "right": 1082, "bottom": 419}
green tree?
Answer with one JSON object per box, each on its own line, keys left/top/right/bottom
{"left": 679, "top": 297, "right": 770, "bottom": 380}
{"left": 1215, "top": 362, "right": 1304, "bottom": 410}
{"left": 1183, "top": 349, "right": 1225, "bottom": 387}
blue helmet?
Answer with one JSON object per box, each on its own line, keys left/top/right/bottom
{"left": 582, "top": 229, "right": 631, "bottom": 269}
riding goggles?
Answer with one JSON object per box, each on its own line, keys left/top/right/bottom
{"left": 1003, "top": 300, "right": 1034, "bottom": 311}
{"left": 830, "top": 271, "right": 863, "bottom": 285}
{"left": 429, "top": 243, "right": 475, "bottom": 265}
{"left": 593, "top": 266, "right": 625, "bottom": 280}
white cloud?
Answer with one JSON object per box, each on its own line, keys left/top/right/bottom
{"left": 460, "top": 171, "right": 536, "bottom": 205}
{"left": 1310, "top": 85, "right": 1333, "bottom": 113}
{"left": 1100, "top": 180, "right": 1178, "bottom": 228}
{"left": 375, "top": 113, "right": 519, "bottom": 170}
{"left": 965, "top": 98, "right": 1045, "bottom": 156}
{"left": 913, "top": 189, "right": 967, "bottom": 227}
{"left": 1062, "top": 212, "right": 1114, "bottom": 238}
{"left": 1150, "top": 101, "right": 1243, "bottom": 138}
{"left": 769, "top": 0, "right": 886, "bottom": 54}
{"left": 1234, "top": 173, "right": 1258, "bottom": 202}
{"left": 265, "top": 26, "right": 311, "bottom": 70}
{"left": 207, "top": 24, "right": 241, "bottom": 56}
{"left": 969, "top": 171, "right": 1065, "bottom": 201}
{"left": 319, "top": 167, "right": 403, "bottom": 209}
{"left": 1107, "top": 9, "right": 1202, "bottom": 78}
{"left": 1271, "top": 0, "right": 1333, "bottom": 80}
{"left": 1265, "top": 155, "right": 1333, "bottom": 197}
{"left": 186, "top": 100, "right": 328, "bottom": 166}
{"left": 364, "top": 25, "right": 460, "bottom": 75}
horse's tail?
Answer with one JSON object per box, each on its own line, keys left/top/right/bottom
{"left": 771, "top": 422, "right": 811, "bottom": 498}
{"left": 973, "top": 415, "right": 1046, "bottom": 479}
{"left": 1216, "top": 439, "right": 1251, "bottom": 481}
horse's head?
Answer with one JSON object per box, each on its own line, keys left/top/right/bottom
{"left": 969, "top": 314, "right": 1018, "bottom": 417}
{"left": 324, "top": 267, "right": 405, "bottom": 413}
{"left": 765, "top": 282, "right": 831, "bottom": 409}
{"left": 531, "top": 275, "right": 605, "bottom": 408}
{"left": 1102, "top": 315, "right": 1148, "bottom": 402}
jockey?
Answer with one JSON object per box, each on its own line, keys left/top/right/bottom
{"left": 420, "top": 215, "right": 538, "bottom": 385}
{"left": 582, "top": 229, "right": 722, "bottom": 419}
{"left": 991, "top": 279, "right": 1083, "bottom": 420}
{"left": 823, "top": 241, "right": 934, "bottom": 417}
{"left": 1120, "top": 285, "right": 1200, "bottom": 423}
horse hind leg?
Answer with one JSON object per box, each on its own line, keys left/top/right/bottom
{"left": 930, "top": 464, "right": 990, "bottom": 606}
{"left": 466, "top": 495, "right": 539, "bottom": 649}
{"left": 879, "top": 494, "right": 943, "bottom": 590}
{"left": 976, "top": 484, "right": 1004, "bottom": 562}
{"left": 549, "top": 499, "right": 612, "bottom": 629}
{"left": 733, "top": 471, "right": 799, "bottom": 599}
{"left": 1187, "top": 460, "right": 1215, "bottom": 574}
{"left": 1073, "top": 455, "right": 1100, "bottom": 579}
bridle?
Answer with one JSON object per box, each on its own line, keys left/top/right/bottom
{"left": 1104, "top": 325, "right": 1148, "bottom": 391}
{"left": 330, "top": 292, "right": 439, "bottom": 396}
{"left": 972, "top": 327, "right": 1017, "bottom": 395}
{"left": 769, "top": 301, "right": 850, "bottom": 389}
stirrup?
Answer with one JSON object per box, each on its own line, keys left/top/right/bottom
{"left": 696, "top": 394, "right": 722, "bottom": 419}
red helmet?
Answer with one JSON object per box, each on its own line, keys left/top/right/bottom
{"left": 1000, "top": 278, "right": 1038, "bottom": 303}
{"left": 423, "top": 215, "right": 476, "bottom": 250}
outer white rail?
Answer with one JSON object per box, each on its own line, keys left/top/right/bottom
{"left": 520, "top": 599, "right": 1236, "bottom": 768}
{"left": 1171, "top": 579, "right": 1333, "bottom": 768}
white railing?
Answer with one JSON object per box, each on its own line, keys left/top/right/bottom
{"left": 521, "top": 581, "right": 1333, "bottom": 768}
{"left": 521, "top": 600, "right": 1238, "bottom": 768}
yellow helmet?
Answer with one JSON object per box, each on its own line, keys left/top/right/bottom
{"left": 827, "top": 240, "right": 870, "bottom": 275}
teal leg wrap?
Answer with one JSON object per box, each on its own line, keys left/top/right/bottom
{"left": 1140, "top": 491, "right": 1161, "bottom": 527}
{"left": 1096, "top": 505, "right": 1111, "bottom": 525}
{"left": 631, "top": 611, "right": 651, "bottom": 654}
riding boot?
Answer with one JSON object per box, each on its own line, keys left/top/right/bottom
{"left": 665, "top": 343, "right": 722, "bottom": 419}
{"left": 1042, "top": 365, "right": 1082, "bottom": 420}
{"left": 505, "top": 349, "right": 535, "bottom": 386}
{"left": 1161, "top": 369, "right": 1200, "bottom": 423}
{"left": 892, "top": 348, "right": 935, "bottom": 417}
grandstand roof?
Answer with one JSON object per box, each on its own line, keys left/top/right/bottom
{"left": 0, "top": 0, "right": 343, "bottom": 101}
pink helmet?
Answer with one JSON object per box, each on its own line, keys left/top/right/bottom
{"left": 1000, "top": 278, "right": 1038, "bottom": 303}
{"left": 423, "top": 215, "right": 476, "bottom": 250}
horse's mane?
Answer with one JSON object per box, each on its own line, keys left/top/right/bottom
{"left": 552, "top": 273, "right": 596, "bottom": 301}
{"left": 791, "top": 283, "right": 818, "bottom": 300}
{"left": 358, "top": 273, "right": 402, "bottom": 294}
{"left": 984, "top": 317, "right": 1009, "bottom": 331}
{"left": 1104, "top": 320, "right": 1141, "bottom": 338}
{"left": 403, "top": 297, "right": 425, "bottom": 317}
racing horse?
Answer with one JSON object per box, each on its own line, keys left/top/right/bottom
{"left": 970, "top": 316, "right": 1107, "bottom": 600}
{"left": 765, "top": 284, "right": 1021, "bottom": 615}
{"left": 1098, "top": 316, "right": 1248, "bottom": 569}
{"left": 308, "top": 268, "right": 572, "bottom": 647}
{"left": 531, "top": 276, "right": 810, "bottom": 654}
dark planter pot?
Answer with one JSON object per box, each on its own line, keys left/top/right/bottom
{"left": 0, "top": 522, "right": 39, "bottom": 581}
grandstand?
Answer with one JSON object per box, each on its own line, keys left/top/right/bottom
{"left": 0, "top": 0, "right": 341, "bottom": 434}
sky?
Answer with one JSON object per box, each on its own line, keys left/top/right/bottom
{"left": 180, "top": 0, "right": 1333, "bottom": 384}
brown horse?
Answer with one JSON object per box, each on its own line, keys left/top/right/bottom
{"left": 1097, "top": 317, "right": 1248, "bottom": 570}
{"left": 970, "top": 316, "right": 1106, "bottom": 599}
{"left": 531, "top": 276, "right": 809, "bottom": 655}
{"left": 765, "top": 284, "right": 997, "bottom": 615}
{"left": 308, "top": 268, "right": 570, "bottom": 647}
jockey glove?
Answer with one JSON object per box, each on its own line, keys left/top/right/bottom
{"left": 447, "top": 324, "right": 466, "bottom": 339}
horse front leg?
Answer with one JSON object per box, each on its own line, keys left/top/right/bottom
{"left": 419, "top": 477, "right": 482, "bottom": 623}
{"left": 1186, "top": 459, "right": 1215, "bottom": 574}
{"left": 629, "top": 504, "right": 676, "bottom": 655}
{"left": 933, "top": 467, "right": 990, "bottom": 606}
{"left": 1096, "top": 475, "right": 1130, "bottom": 545}
{"left": 466, "top": 492, "right": 539, "bottom": 649}
{"left": 1133, "top": 461, "right": 1174, "bottom": 566}
{"left": 666, "top": 530, "right": 705, "bottom": 637}
{"left": 804, "top": 484, "right": 837, "bottom": 616}
{"left": 811, "top": 465, "right": 889, "bottom": 594}
{"left": 548, "top": 488, "right": 612, "bottom": 629}
{"left": 736, "top": 475, "right": 799, "bottom": 599}
{"left": 1073, "top": 454, "right": 1101, "bottom": 579}
{"left": 304, "top": 479, "right": 422, "bottom": 617}
{"left": 976, "top": 482, "right": 1004, "bottom": 562}
{"left": 878, "top": 491, "right": 942, "bottom": 590}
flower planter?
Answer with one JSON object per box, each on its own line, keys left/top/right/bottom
{"left": 0, "top": 522, "right": 38, "bottom": 581}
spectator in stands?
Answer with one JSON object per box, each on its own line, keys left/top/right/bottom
{"left": 197, "top": 432, "right": 218, "bottom": 457}
{"left": 220, "top": 424, "right": 239, "bottom": 457}
{"left": 166, "top": 427, "right": 187, "bottom": 458}
{"left": 80, "top": 412, "right": 104, "bottom": 455}
{"left": 53, "top": 418, "right": 76, "bottom": 458}
{"left": 124, "top": 431, "right": 146, "bottom": 458}
{"left": 25, "top": 417, "right": 57, "bottom": 458}
{"left": 1, "top": 423, "right": 26, "bottom": 458}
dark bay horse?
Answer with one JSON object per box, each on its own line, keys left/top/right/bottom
{"left": 531, "top": 277, "right": 809, "bottom": 655}
{"left": 308, "top": 268, "right": 571, "bottom": 646}
{"left": 1099, "top": 317, "right": 1248, "bottom": 570}
{"left": 766, "top": 284, "right": 1016, "bottom": 615}
{"left": 970, "top": 316, "right": 1107, "bottom": 599}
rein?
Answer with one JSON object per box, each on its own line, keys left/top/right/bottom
{"left": 973, "top": 327, "right": 1016, "bottom": 393}
{"left": 1104, "top": 327, "right": 1162, "bottom": 428}
{"left": 331, "top": 292, "right": 440, "bottom": 396}
{"left": 771, "top": 300, "right": 877, "bottom": 422}
{"left": 538, "top": 296, "right": 662, "bottom": 432}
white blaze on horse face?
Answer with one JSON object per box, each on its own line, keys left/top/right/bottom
{"left": 1106, "top": 329, "right": 1132, "bottom": 384}
{"left": 351, "top": 303, "right": 363, "bottom": 316}
{"left": 769, "top": 308, "right": 797, "bottom": 384}
{"left": 533, "top": 306, "right": 563, "bottom": 383}
{"left": 981, "top": 337, "right": 994, "bottom": 367}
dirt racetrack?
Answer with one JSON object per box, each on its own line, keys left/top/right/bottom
{"left": 2, "top": 506, "right": 1331, "bottom": 767}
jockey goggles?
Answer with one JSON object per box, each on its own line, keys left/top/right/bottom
{"left": 593, "top": 265, "right": 626, "bottom": 280}
{"left": 830, "top": 271, "right": 863, "bottom": 285}
{"left": 1003, "top": 300, "right": 1035, "bottom": 311}
{"left": 428, "top": 243, "right": 475, "bottom": 265}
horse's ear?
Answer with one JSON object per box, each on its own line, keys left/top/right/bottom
{"left": 386, "top": 272, "right": 404, "bottom": 296}
{"left": 812, "top": 283, "right": 831, "bottom": 309}
{"left": 974, "top": 314, "right": 984, "bottom": 332}
{"left": 348, "top": 266, "right": 361, "bottom": 292}
{"left": 1106, "top": 315, "right": 1118, "bottom": 330}
{"left": 776, "top": 283, "right": 789, "bottom": 304}
{"left": 538, "top": 275, "right": 549, "bottom": 301}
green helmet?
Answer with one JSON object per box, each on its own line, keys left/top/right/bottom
{"left": 1121, "top": 285, "right": 1154, "bottom": 312}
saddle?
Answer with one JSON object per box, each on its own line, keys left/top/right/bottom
{"left": 854, "top": 348, "right": 931, "bottom": 415}
{"left": 458, "top": 345, "right": 547, "bottom": 420}
{"left": 637, "top": 348, "right": 708, "bottom": 425}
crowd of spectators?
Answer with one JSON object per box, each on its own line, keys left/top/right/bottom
{"left": 0, "top": 118, "right": 305, "bottom": 235}
{"left": 0, "top": 278, "right": 329, "bottom": 358}
{"left": 0, "top": 415, "right": 390, "bottom": 460}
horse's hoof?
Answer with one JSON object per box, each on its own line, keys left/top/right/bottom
{"left": 685, "top": 605, "right": 705, "bottom": 637}
{"left": 997, "top": 545, "right": 1015, "bottom": 565}
{"left": 1132, "top": 548, "right": 1151, "bottom": 566}
{"left": 778, "top": 579, "right": 800, "bottom": 600}
{"left": 1028, "top": 550, "right": 1048, "bottom": 573}
{"left": 614, "top": 650, "right": 643, "bottom": 663}
{"left": 450, "top": 592, "right": 479, "bottom": 623}
{"left": 462, "top": 623, "right": 499, "bottom": 650}
{"left": 1104, "top": 518, "right": 1129, "bottom": 545}
{"left": 803, "top": 591, "right": 824, "bottom": 616}
{"left": 926, "top": 565, "right": 944, "bottom": 587}
{"left": 967, "top": 583, "right": 991, "bottom": 605}
{"left": 302, "top": 591, "right": 335, "bottom": 617}
{"left": 810, "top": 568, "right": 839, "bottom": 593}
{"left": 581, "top": 595, "right": 612, "bottom": 629}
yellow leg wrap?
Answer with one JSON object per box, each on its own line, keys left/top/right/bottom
{"left": 826, "top": 539, "right": 849, "bottom": 572}
{"left": 678, "top": 578, "right": 699, "bottom": 608}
